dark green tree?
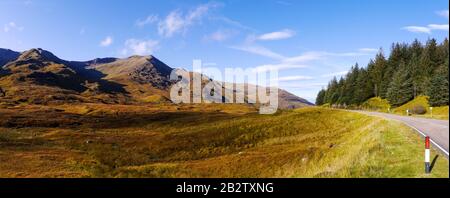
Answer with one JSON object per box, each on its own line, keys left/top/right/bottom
{"left": 316, "top": 89, "right": 326, "bottom": 105}
{"left": 354, "top": 68, "right": 374, "bottom": 104}
{"left": 316, "top": 38, "right": 449, "bottom": 108}
{"left": 428, "top": 63, "right": 449, "bottom": 106}
{"left": 386, "top": 61, "right": 414, "bottom": 107}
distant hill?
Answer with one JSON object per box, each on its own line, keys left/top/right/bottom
{"left": 0, "top": 48, "right": 20, "bottom": 67}
{"left": 0, "top": 48, "right": 313, "bottom": 109}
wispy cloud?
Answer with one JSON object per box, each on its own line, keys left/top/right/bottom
{"left": 231, "top": 44, "right": 371, "bottom": 73}
{"left": 284, "top": 51, "right": 371, "bottom": 63}
{"left": 212, "top": 16, "right": 255, "bottom": 32}
{"left": 281, "top": 82, "right": 327, "bottom": 89}
{"left": 358, "top": 48, "right": 378, "bottom": 53}
{"left": 403, "top": 24, "right": 449, "bottom": 34}
{"left": 121, "top": 39, "right": 159, "bottom": 56}
{"left": 230, "top": 45, "right": 286, "bottom": 60}
{"left": 204, "top": 29, "right": 238, "bottom": 42}
{"left": 402, "top": 10, "right": 449, "bottom": 34}
{"left": 232, "top": 42, "right": 372, "bottom": 62}
{"left": 283, "top": 51, "right": 325, "bottom": 63}
{"left": 100, "top": 36, "right": 113, "bottom": 47}
{"left": 436, "top": 10, "right": 449, "bottom": 18}
{"left": 158, "top": 2, "right": 221, "bottom": 37}
{"left": 136, "top": 15, "right": 159, "bottom": 27}
{"left": 3, "top": 22, "right": 24, "bottom": 33}
{"left": 257, "top": 29, "right": 296, "bottom": 41}
{"left": 254, "top": 64, "right": 308, "bottom": 72}
{"left": 428, "top": 24, "right": 449, "bottom": 30}
{"left": 403, "top": 26, "right": 432, "bottom": 34}
{"left": 277, "top": 75, "right": 314, "bottom": 81}
{"left": 321, "top": 71, "right": 348, "bottom": 78}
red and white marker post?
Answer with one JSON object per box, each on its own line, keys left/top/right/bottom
{"left": 425, "top": 136, "right": 431, "bottom": 174}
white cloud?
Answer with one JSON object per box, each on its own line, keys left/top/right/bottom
{"left": 212, "top": 16, "right": 256, "bottom": 32}
{"left": 253, "top": 64, "right": 308, "bottom": 72}
{"left": 158, "top": 11, "right": 185, "bottom": 37}
{"left": 122, "top": 39, "right": 159, "bottom": 56}
{"left": 231, "top": 43, "right": 370, "bottom": 63}
{"left": 204, "top": 29, "right": 238, "bottom": 42}
{"left": 231, "top": 43, "right": 370, "bottom": 75}
{"left": 276, "top": 75, "right": 313, "bottom": 81}
{"left": 428, "top": 24, "right": 449, "bottom": 30}
{"left": 281, "top": 82, "right": 327, "bottom": 89}
{"left": 358, "top": 48, "right": 378, "bottom": 53}
{"left": 158, "top": 3, "right": 220, "bottom": 37}
{"left": 3, "top": 22, "right": 24, "bottom": 33}
{"left": 436, "top": 10, "right": 449, "bottom": 18}
{"left": 100, "top": 36, "right": 113, "bottom": 47}
{"left": 230, "top": 45, "right": 286, "bottom": 60}
{"left": 321, "top": 71, "right": 348, "bottom": 78}
{"left": 403, "top": 24, "right": 449, "bottom": 34}
{"left": 283, "top": 52, "right": 326, "bottom": 63}
{"left": 257, "top": 29, "right": 296, "bottom": 41}
{"left": 136, "top": 15, "right": 159, "bottom": 27}
{"left": 402, "top": 11, "right": 449, "bottom": 34}
{"left": 402, "top": 26, "right": 432, "bottom": 34}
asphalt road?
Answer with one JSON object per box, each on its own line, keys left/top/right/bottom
{"left": 354, "top": 111, "right": 449, "bottom": 157}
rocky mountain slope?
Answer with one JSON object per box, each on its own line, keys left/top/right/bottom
{"left": 0, "top": 48, "right": 313, "bottom": 108}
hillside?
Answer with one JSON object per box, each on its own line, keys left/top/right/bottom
{"left": 0, "top": 48, "right": 312, "bottom": 109}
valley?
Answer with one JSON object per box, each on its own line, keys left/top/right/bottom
{"left": 0, "top": 47, "right": 448, "bottom": 178}
{"left": 0, "top": 104, "right": 447, "bottom": 178}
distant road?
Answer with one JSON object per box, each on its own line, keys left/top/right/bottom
{"left": 354, "top": 111, "right": 449, "bottom": 157}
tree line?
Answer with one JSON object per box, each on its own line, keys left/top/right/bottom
{"left": 316, "top": 38, "right": 449, "bottom": 107}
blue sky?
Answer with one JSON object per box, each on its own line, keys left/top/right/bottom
{"left": 0, "top": 0, "right": 448, "bottom": 102}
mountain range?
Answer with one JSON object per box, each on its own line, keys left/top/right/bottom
{"left": 0, "top": 48, "right": 313, "bottom": 108}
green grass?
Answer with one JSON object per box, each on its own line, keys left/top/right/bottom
{"left": 0, "top": 105, "right": 447, "bottom": 178}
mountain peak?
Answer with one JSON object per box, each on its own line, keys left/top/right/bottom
{"left": 18, "top": 48, "right": 61, "bottom": 63}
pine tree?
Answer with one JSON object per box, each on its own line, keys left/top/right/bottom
{"left": 409, "top": 39, "right": 424, "bottom": 97}
{"left": 386, "top": 61, "right": 414, "bottom": 107}
{"left": 369, "top": 50, "right": 386, "bottom": 97}
{"left": 355, "top": 68, "right": 374, "bottom": 104}
{"left": 339, "top": 64, "right": 360, "bottom": 105}
{"left": 316, "top": 38, "right": 449, "bottom": 109}
{"left": 428, "top": 63, "right": 449, "bottom": 106}
{"left": 316, "top": 89, "right": 326, "bottom": 105}
{"left": 324, "top": 77, "right": 339, "bottom": 104}
{"left": 420, "top": 39, "right": 440, "bottom": 76}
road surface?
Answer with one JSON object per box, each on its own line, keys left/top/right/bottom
{"left": 354, "top": 111, "right": 449, "bottom": 157}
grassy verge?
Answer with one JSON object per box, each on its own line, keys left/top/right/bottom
{"left": 0, "top": 105, "right": 448, "bottom": 178}
{"left": 392, "top": 96, "right": 449, "bottom": 120}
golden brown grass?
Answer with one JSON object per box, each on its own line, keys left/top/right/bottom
{"left": 0, "top": 104, "right": 448, "bottom": 178}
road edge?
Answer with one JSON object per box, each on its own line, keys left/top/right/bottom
{"left": 349, "top": 110, "right": 449, "bottom": 158}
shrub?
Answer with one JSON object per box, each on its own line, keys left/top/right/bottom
{"left": 361, "top": 97, "right": 391, "bottom": 112}
{"left": 412, "top": 105, "right": 426, "bottom": 115}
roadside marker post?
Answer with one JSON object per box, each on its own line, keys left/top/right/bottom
{"left": 425, "top": 136, "right": 431, "bottom": 174}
